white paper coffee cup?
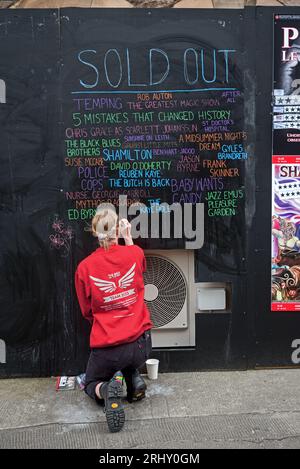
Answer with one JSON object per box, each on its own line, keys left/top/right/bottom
{"left": 146, "top": 358, "right": 159, "bottom": 380}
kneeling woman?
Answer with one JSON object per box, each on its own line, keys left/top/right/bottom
{"left": 75, "top": 207, "right": 153, "bottom": 433}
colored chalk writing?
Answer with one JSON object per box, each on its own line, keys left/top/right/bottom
{"left": 62, "top": 40, "right": 247, "bottom": 242}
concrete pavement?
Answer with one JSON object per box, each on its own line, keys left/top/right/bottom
{"left": 0, "top": 369, "right": 299, "bottom": 449}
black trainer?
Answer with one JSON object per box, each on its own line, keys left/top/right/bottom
{"left": 124, "top": 369, "right": 147, "bottom": 403}
{"left": 101, "top": 371, "right": 125, "bottom": 433}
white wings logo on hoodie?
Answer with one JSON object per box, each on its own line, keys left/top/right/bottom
{"left": 89, "top": 263, "right": 136, "bottom": 294}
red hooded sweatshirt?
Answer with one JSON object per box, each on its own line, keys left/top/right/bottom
{"left": 75, "top": 244, "right": 153, "bottom": 348}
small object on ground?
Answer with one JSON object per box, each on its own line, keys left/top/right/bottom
{"left": 76, "top": 373, "right": 86, "bottom": 390}
{"left": 146, "top": 358, "right": 160, "bottom": 380}
{"left": 56, "top": 376, "right": 76, "bottom": 391}
{"left": 102, "top": 371, "right": 125, "bottom": 433}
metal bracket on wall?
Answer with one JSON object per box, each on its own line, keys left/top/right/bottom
{"left": 0, "top": 79, "right": 6, "bottom": 103}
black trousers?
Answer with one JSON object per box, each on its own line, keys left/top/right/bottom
{"left": 84, "top": 330, "right": 152, "bottom": 402}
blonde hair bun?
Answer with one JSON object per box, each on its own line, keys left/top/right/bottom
{"left": 91, "top": 205, "right": 118, "bottom": 250}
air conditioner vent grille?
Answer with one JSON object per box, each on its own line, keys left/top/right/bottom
{"left": 144, "top": 255, "right": 187, "bottom": 328}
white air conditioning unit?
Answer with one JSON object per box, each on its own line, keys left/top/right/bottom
{"left": 143, "top": 250, "right": 198, "bottom": 348}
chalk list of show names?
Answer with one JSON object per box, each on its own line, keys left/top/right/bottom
{"left": 64, "top": 91, "right": 247, "bottom": 221}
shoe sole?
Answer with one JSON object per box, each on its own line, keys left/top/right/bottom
{"left": 105, "top": 379, "right": 125, "bottom": 433}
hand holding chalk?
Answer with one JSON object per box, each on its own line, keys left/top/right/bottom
{"left": 119, "top": 219, "right": 133, "bottom": 246}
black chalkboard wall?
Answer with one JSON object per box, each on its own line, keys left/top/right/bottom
{"left": 0, "top": 7, "right": 299, "bottom": 377}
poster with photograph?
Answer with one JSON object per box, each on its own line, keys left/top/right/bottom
{"left": 272, "top": 15, "right": 300, "bottom": 311}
